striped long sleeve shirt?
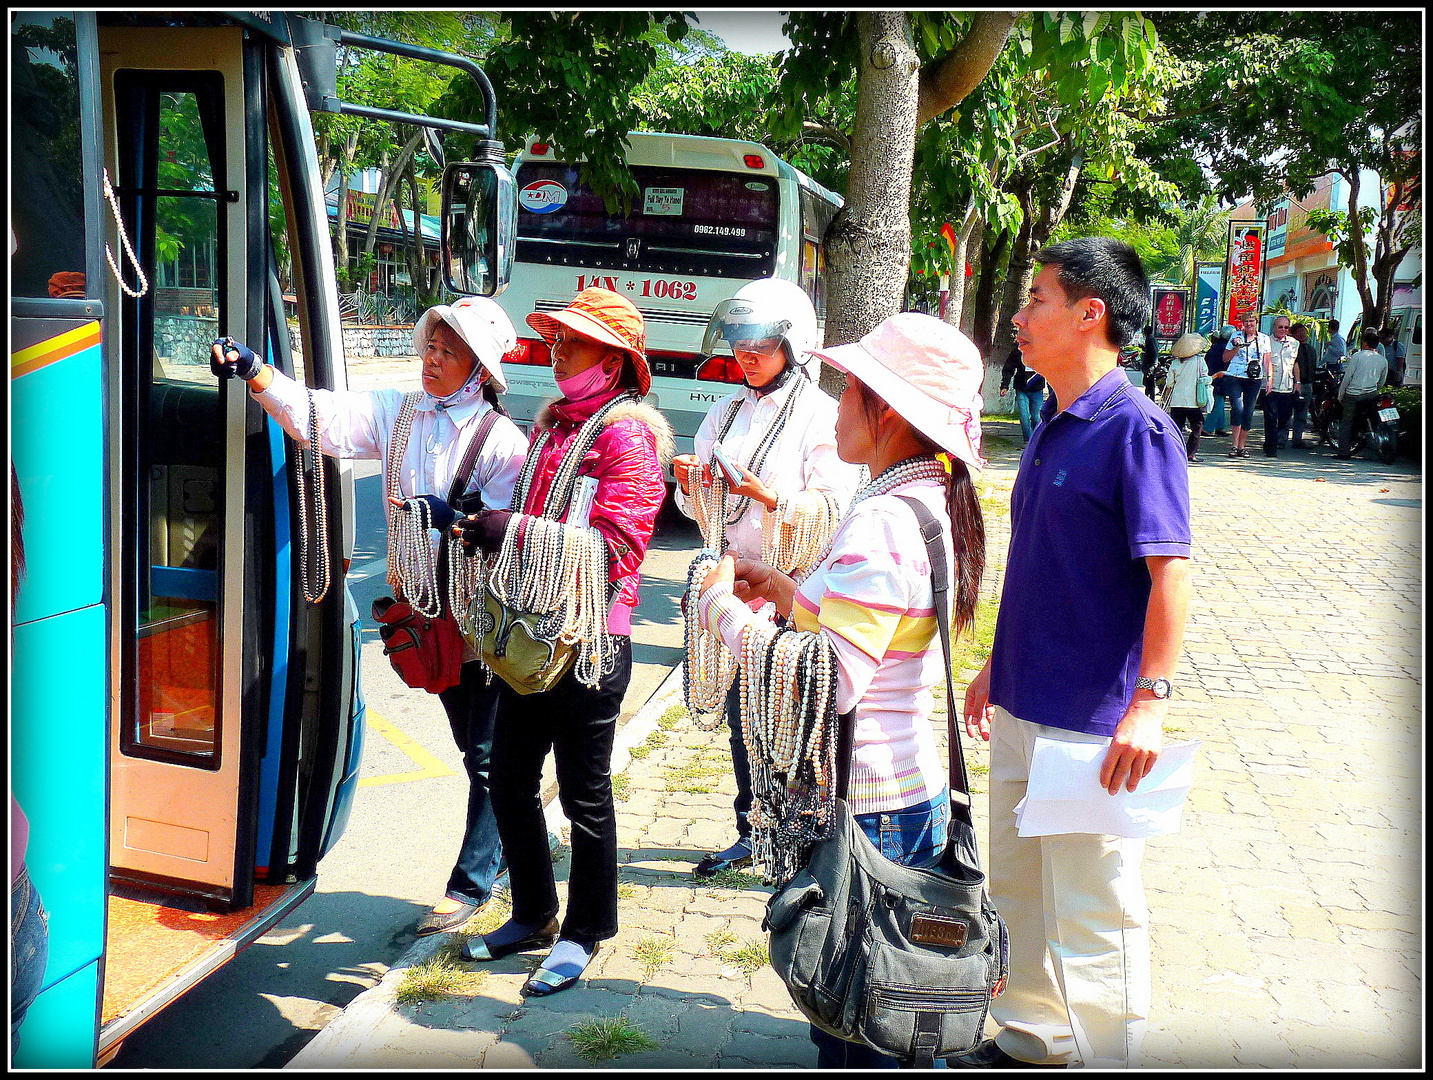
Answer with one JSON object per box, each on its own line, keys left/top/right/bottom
{"left": 700, "top": 477, "right": 952, "bottom": 815}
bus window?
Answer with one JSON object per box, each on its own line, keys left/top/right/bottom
{"left": 116, "top": 74, "right": 231, "bottom": 765}
{"left": 10, "top": 13, "right": 88, "bottom": 299}
{"left": 799, "top": 186, "right": 837, "bottom": 319}
{"left": 515, "top": 162, "right": 779, "bottom": 280}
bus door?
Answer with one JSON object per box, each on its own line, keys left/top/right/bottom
{"left": 99, "top": 25, "right": 257, "bottom": 906}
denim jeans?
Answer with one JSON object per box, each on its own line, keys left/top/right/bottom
{"left": 1015, "top": 388, "right": 1045, "bottom": 443}
{"left": 1206, "top": 386, "right": 1228, "bottom": 432}
{"left": 11, "top": 866, "right": 49, "bottom": 1051}
{"left": 725, "top": 682, "right": 753, "bottom": 840}
{"left": 437, "top": 660, "right": 505, "bottom": 906}
{"left": 490, "top": 637, "right": 631, "bottom": 946}
{"left": 810, "top": 788, "right": 951, "bottom": 1069}
{"left": 1224, "top": 376, "right": 1262, "bottom": 430}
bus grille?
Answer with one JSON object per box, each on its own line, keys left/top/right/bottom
{"left": 531, "top": 298, "right": 712, "bottom": 327}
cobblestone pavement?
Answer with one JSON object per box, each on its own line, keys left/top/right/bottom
{"left": 289, "top": 410, "right": 1422, "bottom": 1070}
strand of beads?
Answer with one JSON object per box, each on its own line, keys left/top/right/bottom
{"left": 682, "top": 550, "right": 736, "bottom": 729}
{"left": 761, "top": 489, "right": 843, "bottom": 579}
{"left": 447, "top": 531, "right": 487, "bottom": 641}
{"left": 390, "top": 495, "right": 445, "bottom": 617}
{"left": 292, "top": 389, "right": 332, "bottom": 604}
{"left": 384, "top": 394, "right": 419, "bottom": 592}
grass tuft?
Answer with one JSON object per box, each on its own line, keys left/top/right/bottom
{"left": 702, "top": 867, "right": 767, "bottom": 891}
{"left": 612, "top": 774, "right": 631, "bottom": 801}
{"left": 717, "top": 936, "right": 769, "bottom": 974}
{"left": 632, "top": 934, "right": 676, "bottom": 977}
{"left": 617, "top": 882, "right": 641, "bottom": 900}
{"left": 704, "top": 928, "right": 737, "bottom": 956}
{"left": 565, "top": 1015, "right": 661, "bottom": 1062}
{"left": 395, "top": 953, "right": 487, "bottom": 1005}
{"left": 657, "top": 704, "right": 688, "bottom": 730}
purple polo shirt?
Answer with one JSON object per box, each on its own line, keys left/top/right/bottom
{"left": 989, "top": 367, "right": 1191, "bottom": 736}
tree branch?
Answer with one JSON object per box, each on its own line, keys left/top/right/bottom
{"left": 916, "top": 11, "right": 1023, "bottom": 127}
{"left": 801, "top": 120, "right": 852, "bottom": 157}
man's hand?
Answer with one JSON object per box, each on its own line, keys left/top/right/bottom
{"left": 1099, "top": 696, "right": 1164, "bottom": 794}
{"left": 962, "top": 659, "right": 995, "bottom": 742}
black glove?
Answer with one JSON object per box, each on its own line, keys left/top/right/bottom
{"left": 211, "top": 336, "right": 263, "bottom": 381}
{"left": 454, "top": 508, "right": 513, "bottom": 557}
{"left": 403, "top": 494, "right": 457, "bottom": 534}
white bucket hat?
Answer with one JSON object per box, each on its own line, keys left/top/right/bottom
{"left": 812, "top": 312, "right": 985, "bottom": 473}
{"left": 413, "top": 295, "right": 516, "bottom": 393}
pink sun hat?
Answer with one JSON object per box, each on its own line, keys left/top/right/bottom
{"left": 812, "top": 311, "right": 985, "bottom": 473}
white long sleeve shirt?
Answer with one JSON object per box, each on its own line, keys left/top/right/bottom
{"left": 1265, "top": 335, "right": 1300, "bottom": 393}
{"left": 1166, "top": 354, "right": 1206, "bottom": 409}
{"left": 1338, "top": 348, "right": 1388, "bottom": 399}
{"left": 252, "top": 367, "right": 528, "bottom": 522}
{"left": 674, "top": 374, "right": 862, "bottom": 558}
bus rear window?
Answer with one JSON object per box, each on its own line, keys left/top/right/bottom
{"left": 515, "top": 162, "right": 778, "bottom": 280}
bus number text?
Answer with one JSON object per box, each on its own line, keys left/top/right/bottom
{"left": 575, "top": 275, "right": 698, "bottom": 301}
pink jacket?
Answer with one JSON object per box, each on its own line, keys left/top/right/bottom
{"left": 522, "top": 390, "right": 674, "bottom": 635}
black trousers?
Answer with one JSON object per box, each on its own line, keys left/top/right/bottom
{"left": 489, "top": 637, "right": 632, "bottom": 946}
{"left": 1263, "top": 391, "right": 1297, "bottom": 454}
{"left": 1168, "top": 406, "right": 1204, "bottom": 460}
{"left": 436, "top": 661, "right": 504, "bottom": 906}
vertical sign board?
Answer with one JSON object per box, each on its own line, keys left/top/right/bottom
{"left": 1195, "top": 262, "right": 1222, "bottom": 335}
{"left": 1225, "top": 222, "right": 1267, "bottom": 327}
{"left": 1150, "top": 286, "right": 1190, "bottom": 344}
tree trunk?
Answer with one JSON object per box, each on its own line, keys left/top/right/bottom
{"left": 1342, "top": 170, "right": 1378, "bottom": 329}
{"left": 972, "top": 227, "right": 1010, "bottom": 356}
{"left": 362, "top": 129, "right": 426, "bottom": 261}
{"left": 941, "top": 200, "right": 980, "bottom": 330}
{"left": 822, "top": 11, "right": 921, "bottom": 352}
{"left": 1029, "top": 150, "right": 1084, "bottom": 254}
{"left": 994, "top": 177, "right": 1037, "bottom": 350}
{"left": 958, "top": 216, "right": 982, "bottom": 338}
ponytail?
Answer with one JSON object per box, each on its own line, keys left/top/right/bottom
{"left": 944, "top": 457, "right": 984, "bottom": 637}
{"left": 482, "top": 381, "right": 509, "bottom": 417}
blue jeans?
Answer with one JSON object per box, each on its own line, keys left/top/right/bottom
{"left": 11, "top": 865, "right": 49, "bottom": 1053}
{"left": 1015, "top": 388, "right": 1045, "bottom": 443}
{"left": 725, "top": 682, "right": 752, "bottom": 840}
{"left": 437, "top": 660, "right": 505, "bottom": 906}
{"left": 1207, "top": 387, "right": 1228, "bottom": 432}
{"left": 810, "top": 788, "right": 951, "bottom": 1069}
{"left": 1224, "top": 376, "right": 1262, "bottom": 430}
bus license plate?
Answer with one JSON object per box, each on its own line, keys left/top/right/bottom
{"left": 1378, "top": 407, "right": 1399, "bottom": 422}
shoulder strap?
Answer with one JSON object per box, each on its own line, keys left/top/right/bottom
{"left": 894, "top": 494, "right": 972, "bottom": 803}
{"left": 445, "top": 407, "right": 502, "bottom": 506}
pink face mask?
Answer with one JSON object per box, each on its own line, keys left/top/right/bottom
{"left": 557, "top": 360, "right": 620, "bottom": 402}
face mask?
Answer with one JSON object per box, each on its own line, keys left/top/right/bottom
{"left": 557, "top": 360, "right": 620, "bottom": 402}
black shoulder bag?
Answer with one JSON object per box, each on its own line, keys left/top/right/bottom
{"left": 764, "top": 495, "right": 1008, "bottom": 1067}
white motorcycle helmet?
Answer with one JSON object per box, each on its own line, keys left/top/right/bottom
{"left": 700, "top": 277, "right": 821, "bottom": 378}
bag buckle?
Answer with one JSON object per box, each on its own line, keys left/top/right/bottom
{"left": 909, "top": 913, "right": 967, "bottom": 948}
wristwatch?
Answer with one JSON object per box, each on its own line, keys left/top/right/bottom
{"left": 1135, "top": 676, "right": 1173, "bottom": 699}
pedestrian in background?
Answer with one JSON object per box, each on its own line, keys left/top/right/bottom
{"left": 1162, "top": 332, "right": 1212, "bottom": 463}
{"left": 1321, "top": 317, "right": 1347, "bottom": 375}
{"left": 1000, "top": 335, "right": 1050, "bottom": 445}
{"left": 962, "top": 237, "right": 1191, "bottom": 1069}
{"left": 1289, "top": 322, "right": 1320, "bottom": 449}
{"left": 1219, "top": 313, "right": 1269, "bottom": 458}
{"left": 697, "top": 312, "right": 987, "bottom": 1069}
{"left": 456, "top": 288, "right": 672, "bottom": 997}
{"left": 1378, "top": 327, "right": 1406, "bottom": 388}
{"left": 212, "top": 299, "right": 529, "bottom": 939}
{"left": 1140, "top": 323, "right": 1159, "bottom": 399}
{"left": 1262, "top": 316, "right": 1300, "bottom": 457}
{"left": 1203, "top": 325, "right": 1233, "bottom": 437}
{"left": 673, "top": 278, "right": 861, "bottom": 881}
{"left": 1335, "top": 328, "right": 1389, "bottom": 459}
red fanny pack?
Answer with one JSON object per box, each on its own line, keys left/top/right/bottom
{"left": 372, "top": 596, "right": 465, "bottom": 694}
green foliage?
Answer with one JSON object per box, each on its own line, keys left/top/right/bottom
{"left": 1390, "top": 386, "right": 1421, "bottom": 456}
{"left": 632, "top": 934, "right": 676, "bottom": 977}
{"left": 395, "top": 954, "right": 486, "bottom": 1005}
{"left": 565, "top": 1016, "right": 661, "bottom": 1062}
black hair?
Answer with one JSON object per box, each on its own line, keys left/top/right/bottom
{"left": 617, "top": 351, "right": 644, "bottom": 393}
{"left": 855, "top": 383, "right": 985, "bottom": 637}
{"left": 1033, "top": 237, "right": 1151, "bottom": 349}
{"left": 1328, "top": 318, "right": 1340, "bottom": 332}
{"left": 481, "top": 381, "right": 509, "bottom": 416}
{"left": 1361, "top": 328, "right": 1381, "bottom": 348}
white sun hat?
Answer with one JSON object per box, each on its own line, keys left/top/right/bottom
{"left": 1170, "top": 332, "right": 1211, "bottom": 359}
{"left": 413, "top": 295, "right": 517, "bottom": 393}
{"left": 812, "top": 311, "right": 985, "bottom": 473}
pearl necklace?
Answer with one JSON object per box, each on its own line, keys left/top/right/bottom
{"left": 294, "top": 388, "right": 331, "bottom": 604}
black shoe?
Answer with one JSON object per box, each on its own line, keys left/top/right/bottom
{"left": 693, "top": 839, "right": 753, "bottom": 879}
{"left": 1187, "top": 455, "right": 1201, "bottom": 463}
{"left": 948, "top": 1038, "right": 1069, "bottom": 1069}
{"left": 416, "top": 899, "right": 483, "bottom": 937}
{"left": 461, "top": 917, "right": 560, "bottom": 961}
{"left": 1214, "top": 430, "right": 1230, "bottom": 436}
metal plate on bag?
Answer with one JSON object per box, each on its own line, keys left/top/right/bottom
{"left": 1378, "top": 407, "right": 1399, "bottom": 421}
{"left": 910, "top": 913, "right": 967, "bottom": 948}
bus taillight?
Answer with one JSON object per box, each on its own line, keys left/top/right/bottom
{"left": 743, "top": 154, "right": 765, "bottom": 169}
{"left": 507, "top": 338, "right": 553, "bottom": 366}
{"left": 697, "top": 354, "right": 746, "bottom": 383}
{"left": 530, "top": 142, "right": 549, "bottom": 155}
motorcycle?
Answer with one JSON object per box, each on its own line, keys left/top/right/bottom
{"left": 1312, "top": 377, "right": 1400, "bottom": 463}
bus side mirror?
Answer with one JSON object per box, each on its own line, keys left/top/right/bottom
{"left": 442, "top": 161, "right": 516, "bottom": 297}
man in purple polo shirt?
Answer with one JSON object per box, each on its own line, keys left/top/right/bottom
{"left": 957, "top": 237, "right": 1192, "bottom": 1070}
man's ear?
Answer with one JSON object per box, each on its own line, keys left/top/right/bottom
{"left": 1077, "top": 296, "right": 1108, "bottom": 333}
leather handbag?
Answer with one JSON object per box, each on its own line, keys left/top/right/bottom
{"left": 375, "top": 397, "right": 499, "bottom": 694}
{"left": 764, "top": 495, "right": 1008, "bottom": 1067}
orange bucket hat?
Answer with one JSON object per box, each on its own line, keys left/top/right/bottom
{"left": 526, "top": 287, "right": 650, "bottom": 396}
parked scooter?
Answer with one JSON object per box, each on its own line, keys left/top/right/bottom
{"left": 1316, "top": 384, "right": 1400, "bottom": 463}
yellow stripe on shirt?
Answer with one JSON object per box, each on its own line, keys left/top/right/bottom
{"left": 807, "top": 595, "right": 936, "bottom": 661}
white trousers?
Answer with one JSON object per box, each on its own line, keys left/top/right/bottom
{"left": 987, "top": 707, "right": 1150, "bottom": 1069}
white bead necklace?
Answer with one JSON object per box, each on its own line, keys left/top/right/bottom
{"left": 293, "top": 388, "right": 331, "bottom": 604}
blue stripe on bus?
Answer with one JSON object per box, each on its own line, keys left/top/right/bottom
{"left": 253, "top": 409, "right": 293, "bottom": 873}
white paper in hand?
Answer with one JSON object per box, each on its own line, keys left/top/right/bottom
{"left": 1012, "top": 737, "right": 1201, "bottom": 839}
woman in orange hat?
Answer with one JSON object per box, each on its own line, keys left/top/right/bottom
{"left": 454, "top": 288, "right": 673, "bottom": 996}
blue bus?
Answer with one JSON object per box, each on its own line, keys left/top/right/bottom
{"left": 10, "top": 11, "right": 513, "bottom": 1065}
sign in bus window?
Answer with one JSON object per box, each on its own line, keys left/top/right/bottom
{"left": 643, "top": 187, "right": 684, "bottom": 216}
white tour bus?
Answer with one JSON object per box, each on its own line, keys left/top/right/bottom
{"left": 495, "top": 131, "right": 843, "bottom": 459}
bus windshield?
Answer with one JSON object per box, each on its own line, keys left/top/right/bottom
{"left": 515, "top": 162, "right": 778, "bottom": 280}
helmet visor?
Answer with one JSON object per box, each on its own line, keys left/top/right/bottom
{"left": 700, "top": 299, "right": 792, "bottom": 358}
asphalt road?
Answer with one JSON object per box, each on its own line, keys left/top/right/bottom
{"left": 109, "top": 463, "right": 701, "bottom": 1069}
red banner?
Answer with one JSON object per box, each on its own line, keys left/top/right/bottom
{"left": 1151, "top": 287, "right": 1189, "bottom": 342}
{"left": 1225, "top": 222, "right": 1266, "bottom": 327}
